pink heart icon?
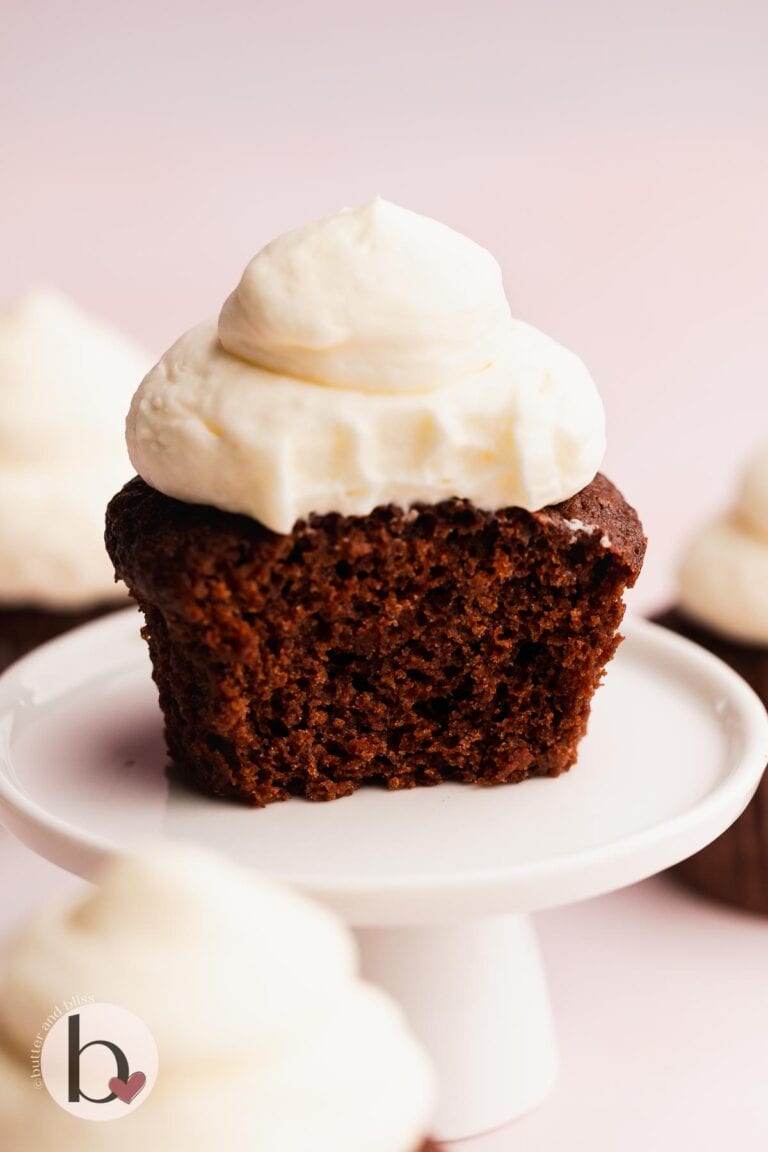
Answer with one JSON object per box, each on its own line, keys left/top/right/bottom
{"left": 108, "top": 1071, "right": 146, "bottom": 1104}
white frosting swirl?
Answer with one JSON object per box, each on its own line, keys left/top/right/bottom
{"left": 219, "top": 197, "right": 511, "bottom": 393}
{"left": 734, "top": 444, "right": 768, "bottom": 540}
{"left": 128, "top": 200, "right": 605, "bottom": 534}
{"left": 678, "top": 442, "right": 768, "bottom": 645}
{"left": 0, "top": 846, "right": 435, "bottom": 1151}
{"left": 0, "top": 289, "right": 151, "bottom": 607}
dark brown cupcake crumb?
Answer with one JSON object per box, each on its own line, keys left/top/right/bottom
{"left": 106, "top": 474, "right": 645, "bottom": 807}
{"left": 653, "top": 607, "right": 768, "bottom": 915}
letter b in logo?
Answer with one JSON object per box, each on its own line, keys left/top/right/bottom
{"left": 68, "top": 1012, "right": 130, "bottom": 1104}
{"left": 42, "top": 1003, "right": 158, "bottom": 1121}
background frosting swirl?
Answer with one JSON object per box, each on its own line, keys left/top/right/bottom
{"left": 0, "top": 846, "right": 435, "bottom": 1151}
{"left": 678, "top": 441, "right": 768, "bottom": 645}
{"left": 0, "top": 289, "right": 150, "bottom": 606}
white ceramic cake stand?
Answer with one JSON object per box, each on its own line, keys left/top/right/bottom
{"left": 0, "top": 610, "right": 766, "bottom": 1141}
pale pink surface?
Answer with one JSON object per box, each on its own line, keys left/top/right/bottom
{"left": 1, "top": 1, "right": 767, "bottom": 1147}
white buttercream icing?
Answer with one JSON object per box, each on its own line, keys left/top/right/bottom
{"left": 128, "top": 199, "right": 605, "bottom": 534}
{"left": 678, "top": 442, "right": 768, "bottom": 645}
{"left": 0, "top": 846, "right": 435, "bottom": 1151}
{"left": 0, "top": 289, "right": 151, "bottom": 607}
{"left": 219, "top": 197, "right": 512, "bottom": 394}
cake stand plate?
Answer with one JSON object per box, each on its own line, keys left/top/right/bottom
{"left": 0, "top": 609, "right": 766, "bottom": 1141}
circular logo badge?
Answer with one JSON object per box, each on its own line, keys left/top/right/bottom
{"left": 41, "top": 1003, "right": 158, "bottom": 1122}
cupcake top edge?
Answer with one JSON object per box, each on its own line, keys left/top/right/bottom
{"left": 127, "top": 199, "right": 606, "bottom": 534}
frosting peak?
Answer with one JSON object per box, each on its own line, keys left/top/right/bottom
{"left": 678, "top": 441, "right": 768, "bottom": 645}
{"left": 218, "top": 198, "right": 512, "bottom": 394}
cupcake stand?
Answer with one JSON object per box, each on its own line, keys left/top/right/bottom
{"left": 0, "top": 610, "right": 765, "bottom": 1141}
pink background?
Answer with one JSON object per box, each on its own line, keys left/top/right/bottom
{"left": 2, "top": 2, "right": 768, "bottom": 1148}
{"left": 3, "top": 0, "right": 768, "bottom": 614}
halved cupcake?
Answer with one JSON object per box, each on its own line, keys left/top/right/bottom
{"left": 107, "top": 200, "right": 645, "bottom": 805}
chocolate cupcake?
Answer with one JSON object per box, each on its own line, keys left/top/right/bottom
{"left": 107, "top": 199, "right": 645, "bottom": 806}
{"left": 654, "top": 444, "right": 768, "bottom": 913}
{"left": 0, "top": 289, "right": 148, "bottom": 669}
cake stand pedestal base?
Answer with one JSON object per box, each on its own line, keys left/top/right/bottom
{"left": 357, "top": 914, "right": 557, "bottom": 1140}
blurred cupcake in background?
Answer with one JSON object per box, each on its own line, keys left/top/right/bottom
{"left": 0, "top": 288, "right": 150, "bottom": 670}
{"left": 655, "top": 441, "right": 768, "bottom": 914}
{"left": 0, "top": 845, "right": 437, "bottom": 1150}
